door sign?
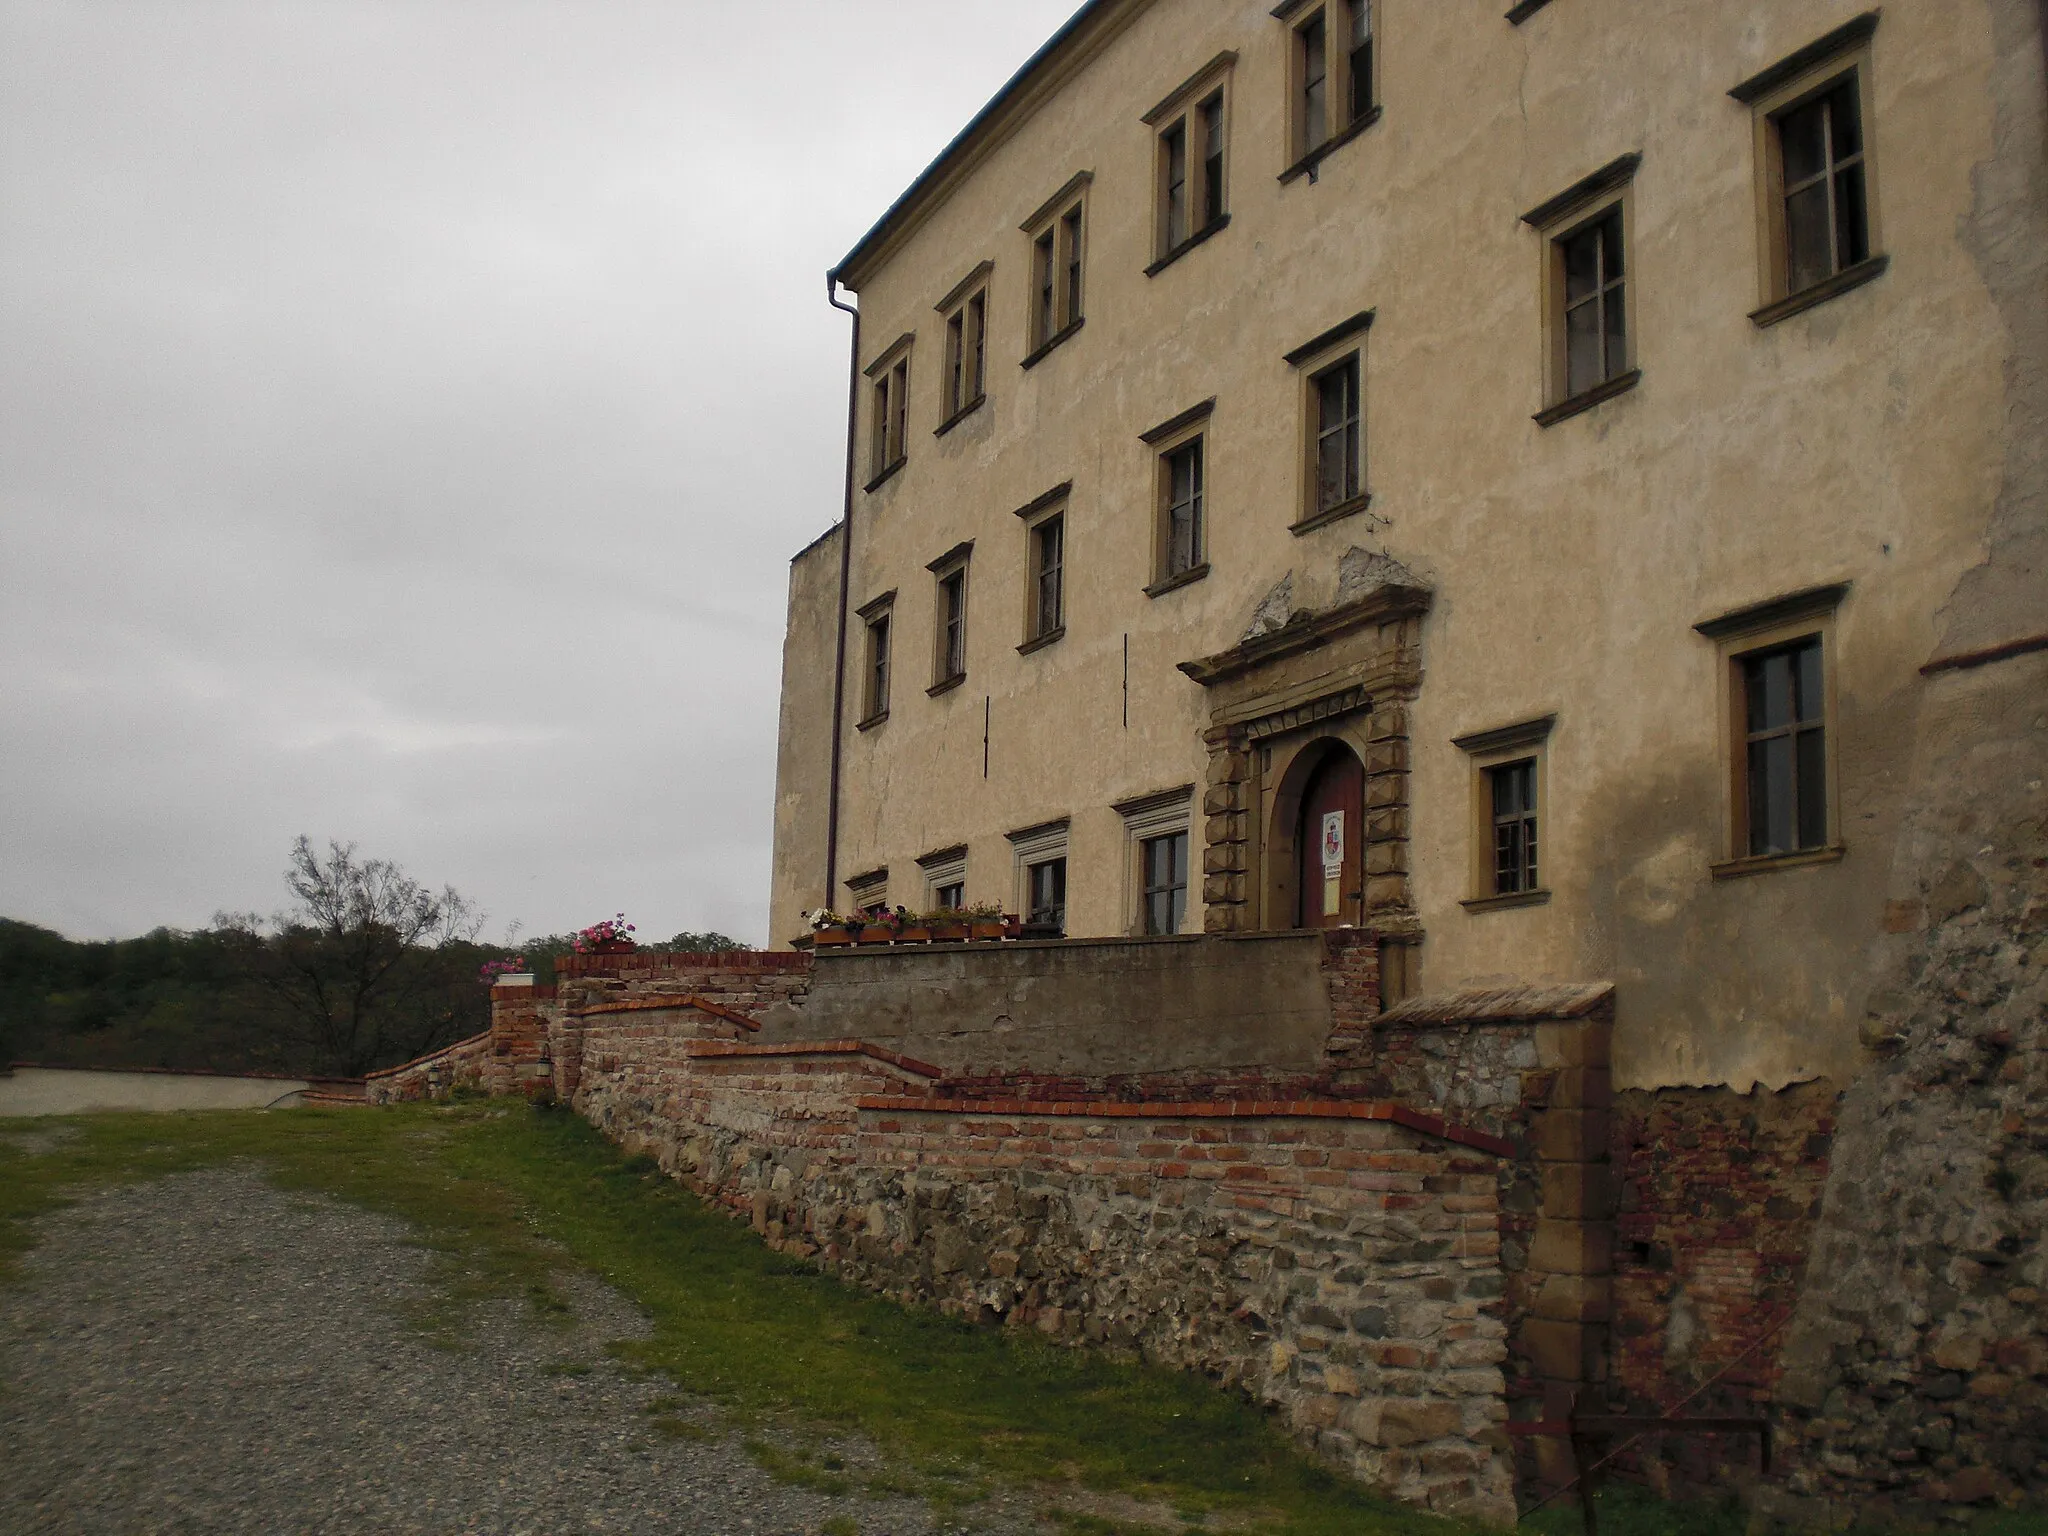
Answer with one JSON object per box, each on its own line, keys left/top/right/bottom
{"left": 1320, "top": 811, "right": 1345, "bottom": 876}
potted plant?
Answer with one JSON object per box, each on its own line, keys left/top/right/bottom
{"left": 967, "top": 900, "right": 1007, "bottom": 941}
{"left": 575, "top": 914, "right": 637, "bottom": 954}
{"left": 856, "top": 906, "right": 902, "bottom": 944}
{"left": 807, "top": 910, "right": 853, "bottom": 947}
{"left": 928, "top": 907, "right": 970, "bottom": 943}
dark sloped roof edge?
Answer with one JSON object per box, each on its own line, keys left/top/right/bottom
{"left": 829, "top": 0, "right": 1138, "bottom": 291}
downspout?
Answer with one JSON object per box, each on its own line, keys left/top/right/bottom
{"left": 823, "top": 274, "right": 861, "bottom": 909}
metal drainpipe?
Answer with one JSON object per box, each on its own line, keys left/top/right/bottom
{"left": 823, "top": 274, "right": 861, "bottom": 910}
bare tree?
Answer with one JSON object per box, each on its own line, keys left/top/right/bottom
{"left": 216, "top": 837, "right": 487, "bottom": 1076}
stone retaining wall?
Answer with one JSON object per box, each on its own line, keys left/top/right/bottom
{"left": 363, "top": 1029, "right": 492, "bottom": 1104}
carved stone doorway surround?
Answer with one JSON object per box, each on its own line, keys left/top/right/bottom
{"left": 1178, "top": 578, "right": 1431, "bottom": 941}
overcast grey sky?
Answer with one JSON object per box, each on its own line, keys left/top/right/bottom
{"left": 0, "top": 0, "right": 1080, "bottom": 947}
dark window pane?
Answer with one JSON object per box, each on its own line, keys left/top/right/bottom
{"left": 1346, "top": 0, "right": 1371, "bottom": 120}
{"left": 1794, "top": 641, "right": 1823, "bottom": 723}
{"left": 1301, "top": 16, "right": 1327, "bottom": 149}
{"left": 1602, "top": 212, "right": 1624, "bottom": 279}
{"left": 1563, "top": 225, "right": 1599, "bottom": 303}
{"left": 1029, "top": 858, "right": 1067, "bottom": 930}
{"left": 1749, "top": 735, "right": 1795, "bottom": 856}
{"left": 1035, "top": 231, "right": 1055, "bottom": 340}
{"left": 936, "top": 881, "right": 963, "bottom": 910}
{"left": 1063, "top": 208, "right": 1083, "bottom": 322}
{"left": 1785, "top": 176, "right": 1833, "bottom": 294}
{"left": 1796, "top": 727, "right": 1828, "bottom": 850}
{"left": 1780, "top": 97, "right": 1827, "bottom": 186}
{"left": 1745, "top": 651, "right": 1792, "bottom": 732}
{"left": 1604, "top": 287, "right": 1628, "bottom": 380}
{"left": 1829, "top": 76, "right": 1862, "bottom": 158}
{"left": 1835, "top": 162, "right": 1868, "bottom": 269}
{"left": 1495, "top": 821, "right": 1524, "bottom": 893}
{"left": 1164, "top": 123, "right": 1187, "bottom": 248}
{"left": 1565, "top": 298, "right": 1602, "bottom": 398}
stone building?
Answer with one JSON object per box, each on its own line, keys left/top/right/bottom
{"left": 773, "top": 0, "right": 2042, "bottom": 1085}
{"left": 761, "top": 0, "right": 2046, "bottom": 1517}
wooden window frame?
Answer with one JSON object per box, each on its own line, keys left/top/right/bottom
{"left": 1522, "top": 155, "right": 1641, "bottom": 426}
{"left": 855, "top": 590, "right": 895, "bottom": 730}
{"left": 1020, "top": 172, "right": 1091, "bottom": 365}
{"left": 1143, "top": 54, "right": 1235, "bottom": 274}
{"left": 1007, "top": 818, "right": 1071, "bottom": 935}
{"left": 1114, "top": 786, "right": 1193, "bottom": 937}
{"left": 1277, "top": 0, "right": 1381, "bottom": 184}
{"left": 1140, "top": 399, "right": 1214, "bottom": 596}
{"left": 1695, "top": 583, "right": 1848, "bottom": 878}
{"left": 1283, "top": 309, "right": 1373, "bottom": 532}
{"left": 1454, "top": 714, "right": 1554, "bottom": 911}
{"left": 1732, "top": 15, "right": 1886, "bottom": 326}
{"left": 934, "top": 261, "right": 992, "bottom": 435}
{"left": 862, "top": 333, "right": 914, "bottom": 490}
{"left": 926, "top": 542, "right": 973, "bottom": 695}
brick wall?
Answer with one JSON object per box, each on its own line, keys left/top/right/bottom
{"left": 363, "top": 1027, "right": 492, "bottom": 1103}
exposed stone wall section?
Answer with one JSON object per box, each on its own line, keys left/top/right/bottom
{"left": 1759, "top": 658, "right": 2048, "bottom": 1526}
{"left": 572, "top": 1043, "right": 1516, "bottom": 1525}
{"left": 362, "top": 1027, "right": 491, "bottom": 1104}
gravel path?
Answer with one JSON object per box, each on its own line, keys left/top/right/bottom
{"left": 0, "top": 1164, "right": 1056, "bottom": 1536}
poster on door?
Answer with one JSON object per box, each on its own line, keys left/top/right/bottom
{"left": 1320, "top": 811, "right": 1345, "bottom": 877}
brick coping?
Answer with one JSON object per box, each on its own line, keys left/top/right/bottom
{"left": 567, "top": 993, "right": 762, "bottom": 1030}
{"left": 684, "top": 1038, "right": 946, "bottom": 1079}
{"left": 362, "top": 1030, "right": 491, "bottom": 1080}
{"left": 855, "top": 1093, "right": 1516, "bottom": 1156}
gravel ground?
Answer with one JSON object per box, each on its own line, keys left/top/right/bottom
{"left": 0, "top": 1163, "right": 1058, "bottom": 1536}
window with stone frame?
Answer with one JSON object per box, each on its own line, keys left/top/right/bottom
{"left": 1522, "top": 155, "right": 1639, "bottom": 425}
{"left": 1030, "top": 512, "right": 1064, "bottom": 642}
{"left": 864, "top": 337, "right": 912, "bottom": 486}
{"left": 845, "top": 868, "right": 888, "bottom": 918}
{"left": 1694, "top": 582, "right": 1845, "bottom": 876}
{"left": 1731, "top": 14, "right": 1885, "bottom": 325}
{"left": 1310, "top": 354, "right": 1361, "bottom": 515}
{"left": 1140, "top": 399, "right": 1213, "bottom": 595}
{"left": 1280, "top": 0, "right": 1377, "bottom": 177}
{"left": 1145, "top": 56, "right": 1233, "bottom": 271}
{"left": 1453, "top": 713, "right": 1553, "bottom": 911}
{"left": 919, "top": 846, "right": 967, "bottom": 913}
{"left": 1115, "top": 786, "right": 1193, "bottom": 937}
{"left": 935, "top": 263, "right": 991, "bottom": 431}
{"left": 1021, "top": 174, "right": 1089, "bottom": 363}
{"left": 926, "top": 542, "right": 972, "bottom": 693}
{"left": 1007, "top": 818, "right": 1070, "bottom": 936}
{"left": 856, "top": 591, "right": 894, "bottom": 727}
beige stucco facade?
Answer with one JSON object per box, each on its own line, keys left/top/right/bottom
{"left": 770, "top": 0, "right": 2047, "bottom": 1096}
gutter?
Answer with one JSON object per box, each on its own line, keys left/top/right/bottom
{"left": 824, "top": 276, "right": 861, "bottom": 907}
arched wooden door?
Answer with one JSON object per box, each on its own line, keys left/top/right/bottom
{"left": 1297, "top": 743, "right": 1366, "bottom": 927}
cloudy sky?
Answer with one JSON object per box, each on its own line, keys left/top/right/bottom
{"left": 1, "top": 0, "right": 1079, "bottom": 947}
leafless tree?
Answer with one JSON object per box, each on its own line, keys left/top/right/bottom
{"left": 216, "top": 837, "right": 486, "bottom": 1076}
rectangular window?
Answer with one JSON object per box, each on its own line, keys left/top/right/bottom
{"left": 865, "top": 341, "right": 912, "bottom": 483}
{"left": 846, "top": 868, "right": 888, "bottom": 917}
{"left": 862, "top": 614, "right": 890, "bottom": 722}
{"left": 1287, "top": 0, "right": 1375, "bottom": 171}
{"left": 1489, "top": 759, "right": 1539, "bottom": 895}
{"left": 919, "top": 845, "right": 968, "bottom": 914}
{"left": 941, "top": 285, "right": 986, "bottom": 423}
{"left": 1153, "top": 88, "right": 1227, "bottom": 264}
{"left": 935, "top": 880, "right": 965, "bottom": 911}
{"left": 1141, "top": 832, "right": 1188, "bottom": 936}
{"left": 1200, "top": 93, "right": 1225, "bottom": 228}
{"left": 1312, "top": 355, "right": 1361, "bottom": 513}
{"left": 1164, "top": 439, "right": 1203, "bottom": 578}
{"left": 1560, "top": 207, "right": 1627, "bottom": 399}
{"left": 1732, "top": 17, "right": 1884, "bottom": 322}
{"left": 1776, "top": 75, "right": 1868, "bottom": 298}
{"left": 1032, "top": 513, "right": 1064, "bottom": 640}
{"left": 1022, "top": 177, "right": 1089, "bottom": 357}
{"left": 936, "top": 568, "right": 966, "bottom": 684}
{"left": 1026, "top": 857, "right": 1067, "bottom": 933}
{"left": 1741, "top": 638, "right": 1827, "bottom": 857}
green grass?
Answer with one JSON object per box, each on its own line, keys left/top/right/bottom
{"left": 5, "top": 1101, "right": 2007, "bottom": 1536}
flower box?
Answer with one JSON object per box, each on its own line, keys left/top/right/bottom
{"left": 592, "top": 938, "right": 637, "bottom": 954}
{"left": 857, "top": 924, "right": 895, "bottom": 945}
{"left": 930, "top": 921, "right": 969, "bottom": 943}
{"left": 896, "top": 925, "right": 933, "bottom": 943}
{"left": 812, "top": 925, "right": 852, "bottom": 947}
{"left": 969, "top": 920, "right": 1006, "bottom": 942}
